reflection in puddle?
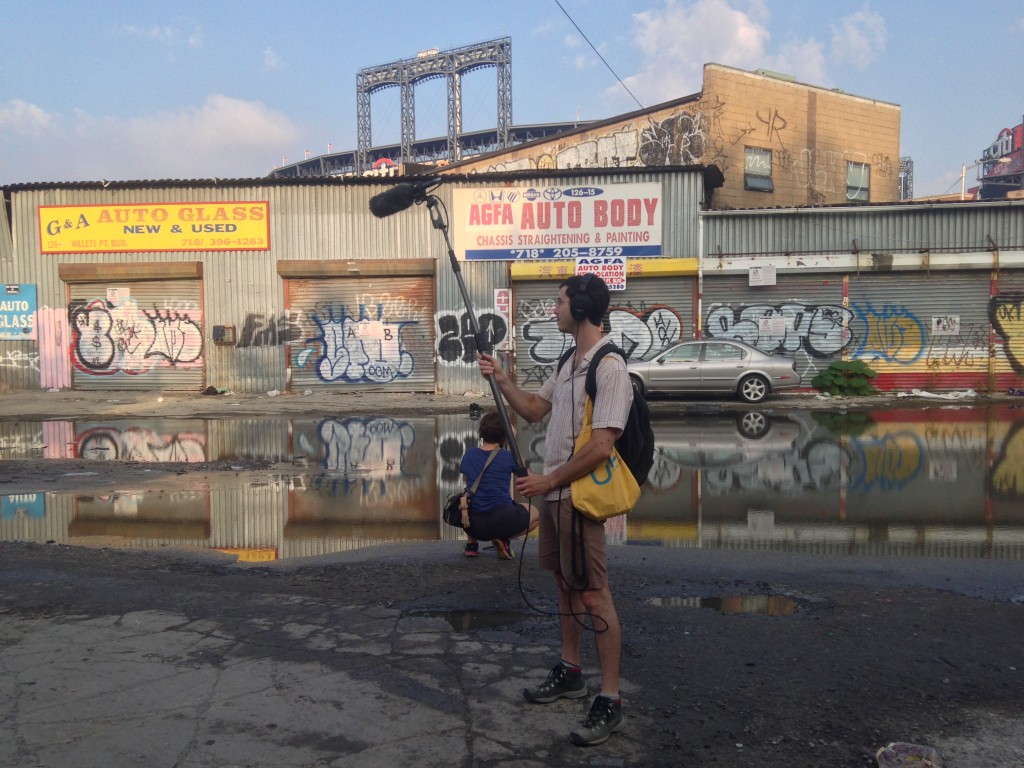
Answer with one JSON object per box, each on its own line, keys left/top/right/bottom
{"left": 405, "top": 609, "right": 535, "bottom": 631}
{"left": 647, "top": 595, "right": 798, "bottom": 616}
{"left": 3, "top": 405, "right": 1024, "bottom": 562}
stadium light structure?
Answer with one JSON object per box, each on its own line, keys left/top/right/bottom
{"left": 961, "top": 157, "right": 1011, "bottom": 200}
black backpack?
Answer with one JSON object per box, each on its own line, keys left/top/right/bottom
{"left": 557, "top": 343, "right": 656, "bottom": 485}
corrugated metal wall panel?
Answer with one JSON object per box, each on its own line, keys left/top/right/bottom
{"left": 2, "top": 198, "right": 40, "bottom": 390}
{"left": 701, "top": 274, "right": 845, "bottom": 387}
{"left": 68, "top": 279, "right": 204, "bottom": 391}
{"left": 848, "top": 272, "right": 992, "bottom": 391}
{"left": 703, "top": 201, "right": 1024, "bottom": 256}
{"left": 435, "top": 259, "right": 511, "bottom": 395}
{"left": 511, "top": 276, "right": 694, "bottom": 390}
{"left": 209, "top": 478, "right": 287, "bottom": 551}
{"left": 8, "top": 187, "right": 281, "bottom": 393}
{"left": 0, "top": 421, "right": 44, "bottom": 458}
{"left": 0, "top": 339, "right": 38, "bottom": 392}
{"left": 615, "top": 277, "right": 695, "bottom": 357}
{"left": 0, "top": 492, "right": 73, "bottom": 545}
{"left": 5, "top": 183, "right": 448, "bottom": 395}
{"left": 0, "top": 196, "right": 12, "bottom": 262}
{"left": 206, "top": 418, "right": 291, "bottom": 461}
{"left": 285, "top": 275, "right": 435, "bottom": 391}
{"left": 512, "top": 280, "right": 571, "bottom": 390}
{"left": 988, "top": 270, "right": 1024, "bottom": 391}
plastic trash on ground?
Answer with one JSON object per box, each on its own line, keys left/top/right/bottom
{"left": 896, "top": 388, "right": 977, "bottom": 400}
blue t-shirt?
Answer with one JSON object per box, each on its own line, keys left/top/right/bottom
{"left": 459, "top": 446, "right": 515, "bottom": 513}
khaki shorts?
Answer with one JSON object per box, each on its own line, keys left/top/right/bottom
{"left": 538, "top": 495, "right": 608, "bottom": 591}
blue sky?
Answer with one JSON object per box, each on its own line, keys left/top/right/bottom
{"left": 2, "top": 0, "right": 1022, "bottom": 197}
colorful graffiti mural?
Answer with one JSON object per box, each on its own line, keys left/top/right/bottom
{"left": 296, "top": 304, "right": 417, "bottom": 384}
{"left": 435, "top": 308, "right": 508, "bottom": 365}
{"left": 513, "top": 299, "right": 684, "bottom": 386}
{"left": 76, "top": 424, "right": 206, "bottom": 462}
{"left": 991, "top": 295, "right": 1024, "bottom": 374}
{"left": 851, "top": 302, "right": 927, "bottom": 364}
{"left": 70, "top": 298, "right": 203, "bottom": 375}
{"left": 705, "top": 302, "right": 854, "bottom": 357}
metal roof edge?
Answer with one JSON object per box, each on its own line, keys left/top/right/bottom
{"left": 700, "top": 198, "right": 1024, "bottom": 216}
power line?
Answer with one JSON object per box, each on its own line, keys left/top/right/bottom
{"left": 554, "top": 0, "right": 646, "bottom": 113}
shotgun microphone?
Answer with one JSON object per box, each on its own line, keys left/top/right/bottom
{"left": 369, "top": 178, "right": 441, "bottom": 218}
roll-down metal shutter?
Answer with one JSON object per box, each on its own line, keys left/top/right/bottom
{"left": 849, "top": 271, "right": 992, "bottom": 392}
{"left": 701, "top": 275, "right": 845, "bottom": 387}
{"left": 68, "top": 279, "right": 204, "bottom": 391}
{"left": 286, "top": 275, "right": 436, "bottom": 392}
{"left": 512, "top": 277, "right": 694, "bottom": 391}
{"left": 992, "top": 270, "right": 1024, "bottom": 391}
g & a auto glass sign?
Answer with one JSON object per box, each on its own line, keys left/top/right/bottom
{"left": 453, "top": 182, "right": 662, "bottom": 260}
{"left": 38, "top": 202, "right": 270, "bottom": 254}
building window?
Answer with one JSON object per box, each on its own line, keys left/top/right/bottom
{"left": 744, "top": 147, "right": 774, "bottom": 192}
{"left": 847, "top": 162, "right": 870, "bottom": 202}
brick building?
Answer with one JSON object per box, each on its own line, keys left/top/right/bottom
{"left": 443, "top": 63, "right": 901, "bottom": 209}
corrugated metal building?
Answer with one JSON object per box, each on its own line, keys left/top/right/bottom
{"left": 700, "top": 200, "right": 1024, "bottom": 392}
{"left": 4, "top": 171, "right": 1024, "bottom": 396}
{"left": 1, "top": 168, "right": 704, "bottom": 396}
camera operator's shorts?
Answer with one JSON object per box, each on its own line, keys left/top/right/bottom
{"left": 466, "top": 503, "right": 529, "bottom": 541}
{"left": 538, "top": 496, "right": 608, "bottom": 591}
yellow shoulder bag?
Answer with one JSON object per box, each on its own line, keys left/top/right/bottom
{"left": 570, "top": 397, "right": 640, "bottom": 521}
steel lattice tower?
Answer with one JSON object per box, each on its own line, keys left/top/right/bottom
{"left": 356, "top": 38, "right": 512, "bottom": 173}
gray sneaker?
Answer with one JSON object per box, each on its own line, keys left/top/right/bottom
{"left": 570, "top": 695, "right": 624, "bottom": 746}
{"left": 523, "top": 663, "right": 587, "bottom": 704}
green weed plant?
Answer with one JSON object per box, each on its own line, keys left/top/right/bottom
{"left": 811, "top": 360, "right": 879, "bottom": 396}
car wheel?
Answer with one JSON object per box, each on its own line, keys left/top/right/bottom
{"left": 737, "top": 410, "right": 770, "bottom": 438}
{"left": 629, "top": 374, "right": 646, "bottom": 397}
{"left": 738, "top": 375, "right": 769, "bottom": 404}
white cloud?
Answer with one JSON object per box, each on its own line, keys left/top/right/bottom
{"left": 764, "top": 38, "right": 827, "bottom": 84}
{"left": 0, "top": 99, "right": 53, "bottom": 136}
{"left": 0, "top": 95, "right": 301, "bottom": 183}
{"left": 830, "top": 8, "right": 887, "bottom": 69}
{"left": 121, "top": 22, "right": 202, "bottom": 47}
{"left": 263, "top": 47, "right": 281, "bottom": 70}
{"left": 613, "top": 0, "right": 850, "bottom": 108}
{"left": 118, "top": 20, "right": 203, "bottom": 61}
{"left": 620, "top": 0, "right": 776, "bottom": 106}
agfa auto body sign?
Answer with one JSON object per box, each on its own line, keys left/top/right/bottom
{"left": 453, "top": 182, "right": 662, "bottom": 260}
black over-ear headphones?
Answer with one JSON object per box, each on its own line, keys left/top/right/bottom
{"left": 570, "top": 273, "right": 595, "bottom": 321}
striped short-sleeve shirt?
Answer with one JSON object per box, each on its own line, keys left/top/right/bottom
{"left": 537, "top": 336, "right": 633, "bottom": 501}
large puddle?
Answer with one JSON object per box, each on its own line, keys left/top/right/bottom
{"left": 2, "top": 404, "right": 1023, "bottom": 562}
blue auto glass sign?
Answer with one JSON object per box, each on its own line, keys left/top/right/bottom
{"left": 2, "top": 493, "right": 46, "bottom": 519}
{"left": 1, "top": 284, "right": 37, "bottom": 340}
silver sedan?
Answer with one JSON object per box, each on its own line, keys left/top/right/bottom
{"left": 626, "top": 339, "right": 800, "bottom": 403}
